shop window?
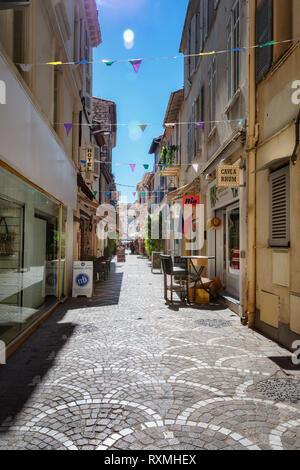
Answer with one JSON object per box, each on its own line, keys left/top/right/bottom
{"left": 269, "top": 166, "right": 290, "bottom": 247}
{"left": 0, "top": 165, "right": 65, "bottom": 347}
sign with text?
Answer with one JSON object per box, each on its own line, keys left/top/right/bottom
{"left": 217, "top": 165, "right": 240, "bottom": 187}
{"left": 72, "top": 261, "right": 93, "bottom": 298}
{"left": 86, "top": 147, "right": 93, "bottom": 172}
{"left": 183, "top": 195, "right": 200, "bottom": 205}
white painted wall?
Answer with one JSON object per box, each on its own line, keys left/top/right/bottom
{"left": 0, "top": 52, "right": 77, "bottom": 210}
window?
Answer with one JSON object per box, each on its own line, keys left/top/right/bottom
{"left": 256, "top": 0, "right": 273, "bottom": 83}
{"left": 269, "top": 166, "right": 290, "bottom": 247}
{"left": 187, "top": 107, "right": 195, "bottom": 164}
{"left": 227, "top": 0, "right": 241, "bottom": 100}
{"left": 195, "top": 86, "right": 204, "bottom": 151}
{"left": 208, "top": 58, "right": 217, "bottom": 133}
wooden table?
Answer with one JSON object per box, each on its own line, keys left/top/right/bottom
{"left": 181, "top": 256, "right": 215, "bottom": 303}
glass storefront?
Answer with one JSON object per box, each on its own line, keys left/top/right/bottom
{"left": 0, "top": 164, "right": 66, "bottom": 346}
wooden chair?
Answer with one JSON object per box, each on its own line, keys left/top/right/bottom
{"left": 160, "top": 255, "right": 190, "bottom": 303}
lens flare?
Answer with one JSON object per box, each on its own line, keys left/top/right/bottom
{"left": 123, "top": 29, "right": 135, "bottom": 50}
{"left": 123, "top": 29, "right": 134, "bottom": 43}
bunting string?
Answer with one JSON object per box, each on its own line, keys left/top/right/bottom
{"left": 60, "top": 118, "right": 244, "bottom": 130}
{"left": 17, "top": 37, "right": 299, "bottom": 68}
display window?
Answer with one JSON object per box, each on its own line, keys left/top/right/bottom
{"left": 0, "top": 164, "right": 66, "bottom": 346}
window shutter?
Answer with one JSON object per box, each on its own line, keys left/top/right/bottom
{"left": 269, "top": 166, "right": 290, "bottom": 247}
{"left": 256, "top": 0, "right": 273, "bottom": 83}
{"left": 208, "top": 0, "right": 215, "bottom": 28}
{"left": 204, "top": 0, "right": 208, "bottom": 40}
{"left": 191, "top": 14, "right": 196, "bottom": 74}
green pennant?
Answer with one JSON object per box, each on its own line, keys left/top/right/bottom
{"left": 143, "top": 164, "right": 149, "bottom": 170}
{"left": 259, "top": 40, "right": 275, "bottom": 48}
{"left": 103, "top": 60, "right": 115, "bottom": 66}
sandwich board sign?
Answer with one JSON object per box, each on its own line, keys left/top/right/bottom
{"left": 72, "top": 261, "right": 93, "bottom": 298}
{"left": 217, "top": 165, "right": 240, "bottom": 187}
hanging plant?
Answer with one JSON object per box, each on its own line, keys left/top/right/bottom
{"left": 159, "top": 145, "right": 179, "bottom": 176}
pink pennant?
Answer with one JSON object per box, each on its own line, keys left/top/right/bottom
{"left": 130, "top": 164, "right": 136, "bottom": 172}
{"left": 133, "top": 192, "right": 136, "bottom": 198}
{"left": 130, "top": 60, "right": 142, "bottom": 73}
{"left": 64, "top": 123, "right": 73, "bottom": 136}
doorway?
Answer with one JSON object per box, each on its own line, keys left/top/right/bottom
{"left": 216, "top": 202, "right": 240, "bottom": 300}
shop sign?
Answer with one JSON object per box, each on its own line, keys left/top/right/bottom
{"left": 217, "top": 165, "right": 240, "bottom": 187}
{"left": 183, "top": 195, "right": 200, "bottom": 205}
{"left": 86, "top": 147, "right": 93, "bottom": 172}
{"left": 210, "top": 185, "right": 239, "bottom": 210}
{"left": 72, "top": 261, "right": 93, "bottom": 298}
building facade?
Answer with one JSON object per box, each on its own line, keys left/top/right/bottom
{"left": 0, "top": 0, "right": 101, "bottom": 354}
{"left": 248, "top": 0, "right": 300, "bottom": 348}
{"left": 165, "top": 0, "right": 249, "bottom": 315}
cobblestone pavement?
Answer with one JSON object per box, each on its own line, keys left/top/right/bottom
{"left": 0, "top": 255, "right": 299, "bottom": 450}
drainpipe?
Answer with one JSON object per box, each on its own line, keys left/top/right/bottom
{"left": 291, "top": 110, "right": 300, "bottom": 165}
{"left": 246, "top": 0, "right": 259, "bottom": 329}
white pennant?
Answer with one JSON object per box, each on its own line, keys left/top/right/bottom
{"left": 192, "top": 163, "right": 199, "bottom": 173}
{"left": 19, "top": 64, "right": 33, "bottom": 72}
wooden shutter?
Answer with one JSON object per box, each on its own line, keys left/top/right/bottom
{"left": 269, "top": 166, "right": 290, "bottom": 247}
{"left": 256, "top": 0, "right": 273, "bottom": 83}
{"left": 191, "top": 14, "right": 196, "bottom": 74}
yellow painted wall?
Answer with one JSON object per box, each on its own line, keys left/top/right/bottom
{"left": 256, "top": 41, "right": 300, "bottom": 332}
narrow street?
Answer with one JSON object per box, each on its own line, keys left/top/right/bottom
{"left": 0, "top": 255, "right": 299, "bottom": 451}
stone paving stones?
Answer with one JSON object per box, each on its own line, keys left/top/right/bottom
{"left": 0, "top": 254, "right": 299, "bottom": 450}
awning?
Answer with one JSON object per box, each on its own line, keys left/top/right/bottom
{"left": 253, "top": 156, "right": 290, "bottom": 173}
{"left": 77, "top": 173, "right": 95, "bottom": 201}
{"left": 160, "top": 177, "right": 201, "bottom": 206}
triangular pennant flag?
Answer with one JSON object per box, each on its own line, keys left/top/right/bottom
{"left": 130, "top": 164, "right": 136, "bottom": 172}
{"left": 75, "top": 60, "right": 89, "bottom": 65}
{"left": 115, "top": 162, "right": 122, "bottom": 166}
{"left": 130, "top": 59, "right": 142, "bottom": 73}
{"left": 192, "top": 164, "right": 199, "bottom": 173}
{"left": 132, "top": 192, "right": 136, "bottom": 198}
{"left": 94, "top": 191, "right": 98, "bottom": 197}
{"left": 139, "top": 124, "right": 147, "bottom": 132}
{"left": 143, "top": 164, "right": 149, "bottom": 170}
{"left": 142, "top": 192, "right": 146, "bottom": 198}
{"left": 196, "top": 122, "right": 204, "bottom": 130}
{"left": 64, "top": 123, "right": 73, "bottom": 136}
{"left": 102, "top": 60, "right": 115, "bottom": 66}
{"left": 106, "top": 192, "right": 111, "bottom": 197}
{"left": 19, "top": 64, "right": 32, "bottom": 72}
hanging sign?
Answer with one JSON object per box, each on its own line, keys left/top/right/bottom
{"left": 72, "top": 261, "right": 93, "bottom": 298}
{"left": 183, "top": 195, "right": 200, "bottom": 206}
{"left": 86, "top": 147, "right": 93, "bottom": 172}
{"left": 217, "top": 165, "right": 240, "bottom": 187}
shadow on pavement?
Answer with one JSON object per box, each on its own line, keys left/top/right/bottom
{"left": 0, "top": 306, "right": 77, "bottom": 427}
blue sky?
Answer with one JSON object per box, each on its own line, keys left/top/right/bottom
{"left": 93, "top": 0, "right": 189, "bottom": 202}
